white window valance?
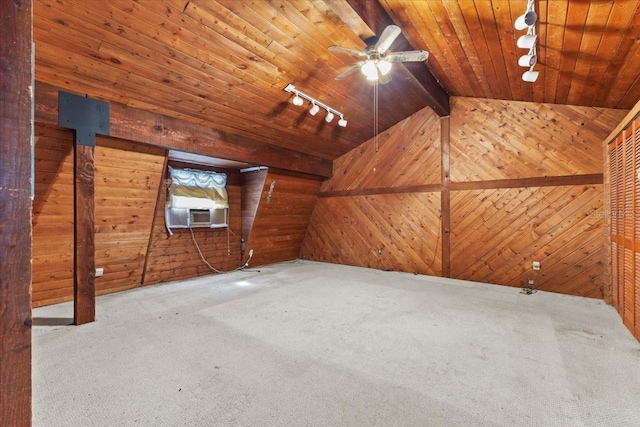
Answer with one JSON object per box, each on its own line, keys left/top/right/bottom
{"left": 168, "top": 166, "right": 228, "bottom": 209}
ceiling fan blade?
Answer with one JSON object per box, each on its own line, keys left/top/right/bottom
{"left": 335, "top": 62, "right": 363, "bottom": 80}
{"left": 328, "top": 45, "right": 367, "bottom": 58}
{"left": 375, "top": 25, "right": 401, "bottom": 53}
{"left": 385, "top": 50, "right": 429, "bottom": 63}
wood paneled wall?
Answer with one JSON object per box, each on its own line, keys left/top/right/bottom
{"left": 301, "top": 97, "right": 628, "bottom": 298}
{"left": 143, "top": 167, "right": 243, "bottom": 285}
{"left": 301, "top": 107, "right": 443, "bottom": 275}
{"left": 244, "top": 170, "right": 322, "bottom": 266}
{"left": 32, "top": 125, "right": 166, "bottom": 306}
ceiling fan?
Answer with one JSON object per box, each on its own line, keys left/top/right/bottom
{"left": 329, "top": 25, "right": 428, "bottom": 84}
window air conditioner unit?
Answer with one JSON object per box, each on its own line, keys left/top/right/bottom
{"left": 165, "top": 206, "right": 228, "bottom": 232}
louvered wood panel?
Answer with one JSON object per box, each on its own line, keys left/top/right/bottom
{"left": 608, "top": 108, "right": 640, "bottom": 341}
{"left": 245, "top": 170, "right": 322, "bottom": 266}
{"left": 300, "top": 193, "right": 442, "bottom": 275}
{"left": 143, "top": 171, "right": 243, "bottom": 285}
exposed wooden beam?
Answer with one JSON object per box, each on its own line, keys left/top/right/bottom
{"left": 319, "top": 184, "right": 443, "bottom": 198}
{"left": 449, "top": 174, "right": 603, "bottom": 191}
{"left": 35, "top": 82, "right": 333, "bottom": 178}
{"left": 0, "top": 0, "right": 33, "bottom": 425}
{"left": 344, "top": 0, "right": 450, "bottom": 117}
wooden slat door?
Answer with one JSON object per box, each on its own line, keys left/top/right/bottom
{"left": 609, "top": 115, "right": 640, "bottom": 338}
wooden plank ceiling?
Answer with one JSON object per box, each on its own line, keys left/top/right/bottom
{"left": 33, "top": 0, "right": 640, "bottom": 169}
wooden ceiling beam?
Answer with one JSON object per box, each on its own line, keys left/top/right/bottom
{"left": 344, "top": 0, "right": 450, "bottom": 117}
{"left": 35, "top": 82, "right": 333, "bottom": 178}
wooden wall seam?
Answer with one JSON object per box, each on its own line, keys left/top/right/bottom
{"left": 441, "top": 117, "right": 451, "bottom": 278}
{"left": 141, "top": 151, "right": 169, "bottom": 285}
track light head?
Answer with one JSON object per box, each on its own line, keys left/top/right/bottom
{"left": 517, "top": 34, "right": 537, "bottom": 49}
{"left": 325, "top": 111, "right": 335, "bottom": 123}
{"left": 522, "top": 69, "right": 539, "bottom": 82}
{"left": 338, "top": 117, "right": 347, "bottom": 127}
{"left": 514, "top": 11, "right": 537, "bottom": 30}
{"left": 518, "top": 54, "right": 537, "bottom": 67}
{"left": 309, "top": 103, "right": 320, "bottom": 116}
{"left": 292, "top": 94, "right": 303, "bottom": 106}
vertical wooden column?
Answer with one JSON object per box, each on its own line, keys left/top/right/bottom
{"left": 0, "top": 0, "right": 33, "bottom": 425}
{"left": 74, "top": 143, "right": 96, "bottom": 324}
{"left": 441, "top": 117, "right": 451, "bottom": 278}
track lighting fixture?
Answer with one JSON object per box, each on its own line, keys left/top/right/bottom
{"left": 515, "top": 0, "right": 539, "bottom": 83}
{"left": 283, "top": 84, "right": 347, "bottom": 127}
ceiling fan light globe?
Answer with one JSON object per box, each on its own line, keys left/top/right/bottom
{"left": 377, "top": 60, "right": 392, "bottom": 75}
{"left": 361, "top": 60, "right": 378, "bottom": 79}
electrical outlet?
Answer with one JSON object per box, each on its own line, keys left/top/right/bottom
{"left": 95, "top": 267, "right": 104, "bottom": 277}
{"left": 532, "top": 261, "right": 540, "bottom": 271}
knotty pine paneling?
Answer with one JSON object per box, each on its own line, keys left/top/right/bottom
{"left": 302, "top": 96, "right": 627, "bottom": 299}
{"left": 450, "top": 98, "right": 627, "bottom": 182}
{"left": 32, "top": 127, "right": 166, "bottom": 306}
{"left": 323, "top": 106, "right": 441, "bottom": 191}
{"left": 245, "top": 170, "right": 322, "bottom": 266}
{"left": 450, "top": 185, "right": 605, "bottom": 298}
{"left": 32, "top": 124, "right": 74, "bottom": 307}
{"left": 94, "top": 137, "right": 165, "bottom": 295}
{"left": 300, "top": 193, "right": 442, "bottom": 275}
{"left": 143, "top": 171, "right": 243, "bottom": 285}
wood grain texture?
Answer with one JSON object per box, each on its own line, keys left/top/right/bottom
{"left": 322, "top": 106, "right": 441, "bottom": 191}
{"left": 0, "top": 0, "right": 32, "bottom": 424}
{"left": 300, "top": 193, "right": 442, "bottom": 275}
{"left": 94, "top": 137, "right": 166, "bottom": 295}
{"left": 450, "top": 185, "right": 605, "bottom": 297}
{"left": 35, "top": 82, "right": 332, "bottom": 177}
{"left": 32, "top": 125, "right": 75, "bottom": 307}
{"left": 143, "top": 169, "right": 243, "bottom": 285}
{"left": 302, "top": 96, "right": 627, "bottom": 299}
{"left": 240, "top": 168, "right": 267, "bottom": 247}
{"left": 245, "top": 170, "right": 322, "bottom": 266}
{"left": 73, "top": 144, "right": 96, "bottom": 324}
{"left": 450, "top": 97, "right": 628, "bottom": 182}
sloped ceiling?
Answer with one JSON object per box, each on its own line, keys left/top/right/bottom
{"left": 33, "top": 0, "right": 640, "bottom": 170}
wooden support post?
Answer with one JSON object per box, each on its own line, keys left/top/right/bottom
{"left": 441, "top": 117, "right": 451, "bottom": 278}
{"left": 0, "top": 0, "right": 33, "bottom": 425}
{"left": 73, "top": 143, "right": 96, "bottom": 324}
{"left": 58, "top": 91, "right": 109, "bottom": 325}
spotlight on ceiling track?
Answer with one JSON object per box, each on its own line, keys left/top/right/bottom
{"left": 514, "top": 10, "right": 537, "bottom": 31}
{"left": 518, "top": 53, "right": 537, "bottom": 67}
{"left": 522, "top": 69, "right": 539, "bottom": 83}
{"left": 515, "top": 0, "right": 539, "bottom": 83}
{"left": 283, "top": 84, "right": 347, "bottom": 127}
{"left": 325, "top": 111, "right": 335, "bottom": 123}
